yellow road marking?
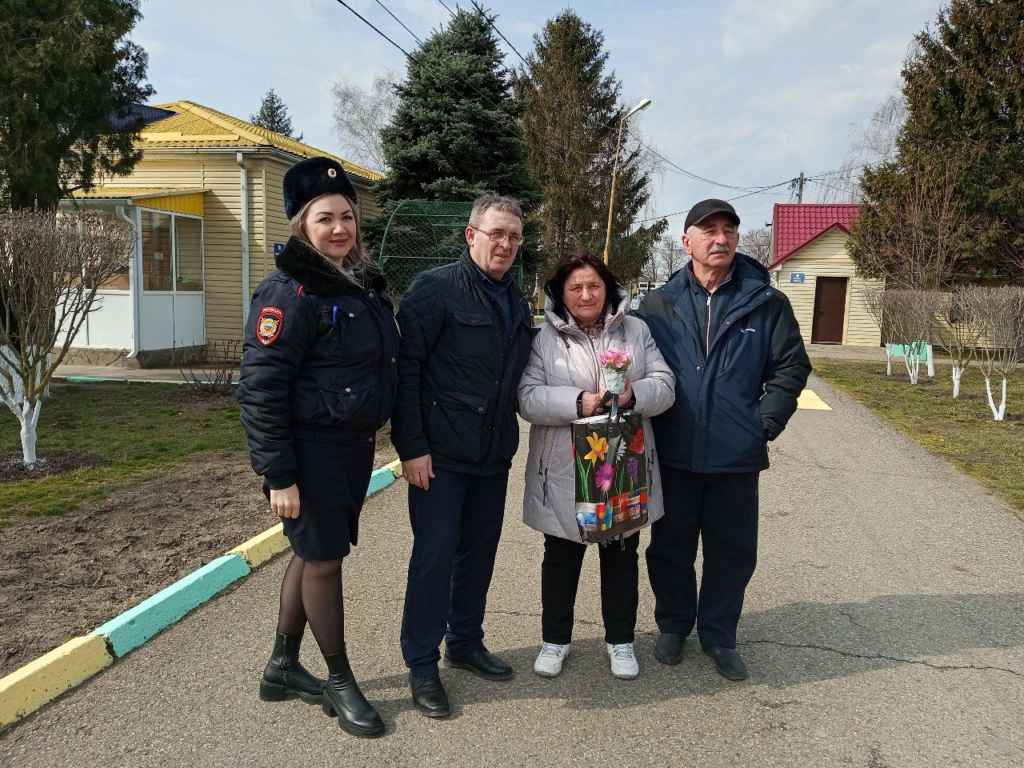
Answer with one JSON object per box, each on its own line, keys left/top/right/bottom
{"left": 797, "top": 389, "right": 831, "bottom": 410}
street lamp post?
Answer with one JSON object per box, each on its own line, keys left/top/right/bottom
{"left": 603, "top": 98, "right": 652, "bottom": 265}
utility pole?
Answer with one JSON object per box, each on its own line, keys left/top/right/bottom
{"left": 797, "top": 171, "right": 805, "bottom": 204}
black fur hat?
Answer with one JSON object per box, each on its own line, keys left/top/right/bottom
{"left": 283, "top": 156, "right": 358, "bottom": 219}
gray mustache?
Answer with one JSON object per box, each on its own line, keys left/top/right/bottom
{"left": 710, "top": 245, "right": 731, "bottom": 254}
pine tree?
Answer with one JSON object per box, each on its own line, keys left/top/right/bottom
{"left": 250, "top": 89, "right": 303, "bottom": 141}
{"left": 0, "top": 0, "right": 153, "bottom": 210}
{"left": 514, "top": 11, "right": 665, "bottom": 282}
{"left": 372, "top": 8, "right": 541, "bottom": 277}
{"left": 854, "top": 0, "right": 1024, "bottom": 284}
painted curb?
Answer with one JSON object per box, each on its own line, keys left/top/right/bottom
{"left": 0, "top": 635, "right": 113, "bottom": 728}
{"left": 91, "top": 554, "right": 251, "bottom": 658}
{"left": 3, "top": 458, "right": 406, "bottom": 728}
{"left": 228, "top": 523, "right": 288, "bottom": 568}
{"left": 366, "top": 463, "right": 399, "bottom": 496}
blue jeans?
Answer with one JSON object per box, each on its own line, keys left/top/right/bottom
{"left": 400, "top": 467, "right": 509, "bottom": 676}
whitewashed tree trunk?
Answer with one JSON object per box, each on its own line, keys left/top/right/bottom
{"left": 926, "top": 342, "right": 935, "bottom": 378}
{"left": 885, "top": 344, "right": 893, "bottom": 376}
{"left": 904, "top": 351, "right": 921, "bottom": 384}
{"left": 0, "top": 345, "right": 46, "bottom": 467}
{"left": 952, "top": 366, "right": 964, "bottom": 398}
{"left": 983, "top": 375, "right": 1007, "bottom": 421}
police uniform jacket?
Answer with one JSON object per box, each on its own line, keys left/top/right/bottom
{"left": 237, "top": 236, "right": 400, "bottom": 490}
{"left": 391, "top": 250, "right": 534, "bottom": 476}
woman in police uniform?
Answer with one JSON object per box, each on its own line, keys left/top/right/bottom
{"left": 237, "top": 157, "right": 398, "bottom": 739}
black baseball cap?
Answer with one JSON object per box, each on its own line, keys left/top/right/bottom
{"left": 684, "top": 199, "right": 740, "bottom": 231}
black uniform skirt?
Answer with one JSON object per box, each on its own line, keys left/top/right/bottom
{"left": 273, "top": 436, "right": 375, "bottom": 561}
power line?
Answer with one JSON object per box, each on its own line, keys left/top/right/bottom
{"left": 375, "top": 0, "right": 423, "bottom": 45}
{"left": 334, "top": 0, "right": 795, "bottom": 210}
{"left": 469, "top": 0, "right": 529, "bottom": 66}
{"left": 637, "top": 179, "right": 796, "bottom": 223}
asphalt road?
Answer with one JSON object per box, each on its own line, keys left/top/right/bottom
{"left": 2, "top": 372, "right": 1021, "bottom": 767}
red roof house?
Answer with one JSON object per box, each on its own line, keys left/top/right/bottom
{"left": 770, "top": 203, "right": 881, "bottom": 347}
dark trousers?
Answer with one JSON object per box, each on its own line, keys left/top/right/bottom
{"left": 541, "top": 533, "right": 639, "bottom": 645}
{"left": 400, "top": 467, "right": 509, "bottom": 676}
{"left": 646, "top": 466, "right": 759, "bottom": 648}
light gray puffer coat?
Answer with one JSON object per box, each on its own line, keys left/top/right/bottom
{"left": 519, "top": 295, "right": 676, "bottom": 542}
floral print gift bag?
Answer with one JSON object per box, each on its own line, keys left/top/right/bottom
{"left": 571, "top": 411, "right": 648, "bottom": 544}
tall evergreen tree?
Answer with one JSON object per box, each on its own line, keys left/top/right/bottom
{"left": 514, "top": 11, "right": 665, "bottom": 282}
{"left": 372, "top": 7, "right": 541, "bottom": 277}
{"left": 853, "top": 0, "right": 1024, "bottom": 284}
{"left": 250, "top": 88, "right": 303, "bottom": 141}
{"left": 377, "top": 8, "right": 537, "bottom": 207}
{"left": 0, "top": 0, "right": 153, "bottom": 210}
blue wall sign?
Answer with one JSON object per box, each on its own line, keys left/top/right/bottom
{"left": 274, "top": 242, "right": 286, "bottom": 255}
{"left": 790, "top": 272, "right": 805, "bottom": 283}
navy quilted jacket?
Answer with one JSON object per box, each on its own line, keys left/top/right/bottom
{"left": 391, "top": 251, "right": 534, "bottom": 476}
{"left": 636, "top": 253, "right": 811, "bottom": 473}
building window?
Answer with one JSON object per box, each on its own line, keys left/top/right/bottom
{"left": 139, "top": 209, "right": 203, "bottom": 293}
{"left": 141, "top": 211, "right": 173, "bottom": 291}
{"left": 174, "top": 216, "right": 203, "bottom": 291}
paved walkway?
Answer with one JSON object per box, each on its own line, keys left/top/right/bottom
{"left": 2, "top": 374, "right": 1021, "bottom": 767}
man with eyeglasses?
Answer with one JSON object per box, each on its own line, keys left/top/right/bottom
{"left": 392, "top": 193, "right": 534, "bottom": 718}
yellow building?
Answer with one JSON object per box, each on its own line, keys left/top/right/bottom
{"left": 59, "top": 101, "right": 382, "bottom": 366}
{"left": 769, "top": 203, "right": 882, "bottom": 347}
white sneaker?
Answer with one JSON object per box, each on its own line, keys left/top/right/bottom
{"left": 607, "top": 642, "right": 639, "bottom": 679}
{"left": 533, "top": 642, "right": 570, "bottom": 678}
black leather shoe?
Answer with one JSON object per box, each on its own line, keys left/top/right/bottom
{"left": 444, "top": 647, "right": 514, "bottom": 681}
{"left": 654, "top": 633, "right": 685, "bottom": 665}
{"left": 702, "top": 645, "right": 748, "bottom": 681}
{"left": 321, "top": 647, "right": 385, "bottom": 738}
{"left": 259, "top": 632, "right": 326, "bottom": 703}
{"left": 410, "top": 673, "right": 451, "bottom": 718}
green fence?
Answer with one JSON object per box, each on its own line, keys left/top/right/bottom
{"left": 377, "top": 200, "right": 522, "bottom": 300}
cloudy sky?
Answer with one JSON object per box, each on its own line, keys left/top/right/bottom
{"left": 132, "top": 0, "right": 946, "bottom": 233}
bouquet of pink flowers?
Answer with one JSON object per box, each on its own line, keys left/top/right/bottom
{"left": 598, "top": 347, "right": 632, "bottom": 394}
{"left": 598, "top": 348, "right": 632, "bottom": 372}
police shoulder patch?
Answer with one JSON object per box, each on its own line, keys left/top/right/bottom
{"left": 257, "top": 306, "right": 284, "bottom": 346}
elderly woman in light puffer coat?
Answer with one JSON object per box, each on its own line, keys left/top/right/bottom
{"left": 518, "top": 251, "right": 675, "bottom": 681}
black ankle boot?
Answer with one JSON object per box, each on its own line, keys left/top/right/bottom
{"left": 321, "top": 646, "right": 385, "bottom": 738}
{"left": 259, "top": 632, "right": 326, "bottom": 704}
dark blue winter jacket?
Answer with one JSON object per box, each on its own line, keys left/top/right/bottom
{"left": 391, "top": 250, "right": 534, "bottom": 476}
{"left": 636, "top": 253, "right": 811, "bottom": 473}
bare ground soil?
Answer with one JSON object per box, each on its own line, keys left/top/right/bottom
{"left": 0, "top": 423, "right": 397, "bottom": 678}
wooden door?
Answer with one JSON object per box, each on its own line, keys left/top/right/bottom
{"left": 811, "top": 277, "right": 848, "bottom": 344}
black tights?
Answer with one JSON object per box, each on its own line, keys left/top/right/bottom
{"left": 276, "top": 555, "right": 346, "bottom": 656}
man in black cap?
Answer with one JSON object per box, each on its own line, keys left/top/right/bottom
{"left": 635, "top": 199, "right": 810, "bottom": 680}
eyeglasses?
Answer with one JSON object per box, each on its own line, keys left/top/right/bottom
{"left": 471, "top": 226, "right": 524, "bottom": 247}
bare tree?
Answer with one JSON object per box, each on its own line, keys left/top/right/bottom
{"left": 641, "top": 233, "right": 687, "bottom": 284}
{"left": 864, "top": 288, "right": 938, "bottom": 382}
{"left": 935, "top": 289, "right": 982, "bottom": 398}
{"left": 0, "top": 211, "right": 134, "bottom": 465}
{"left": 330, "top": 70, "right": 399, "bottom": 173}
{"left": 863, "top": 287, "right": 898, "bottom": 375}
{"left": 963, "top": 286, "right": 1024, "bottom": 421}
{"left": 739, "top": 226, "right": 772, "bottom": 267}
{"left": 814, "top": 87, "right": 907, "bottom": 204}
